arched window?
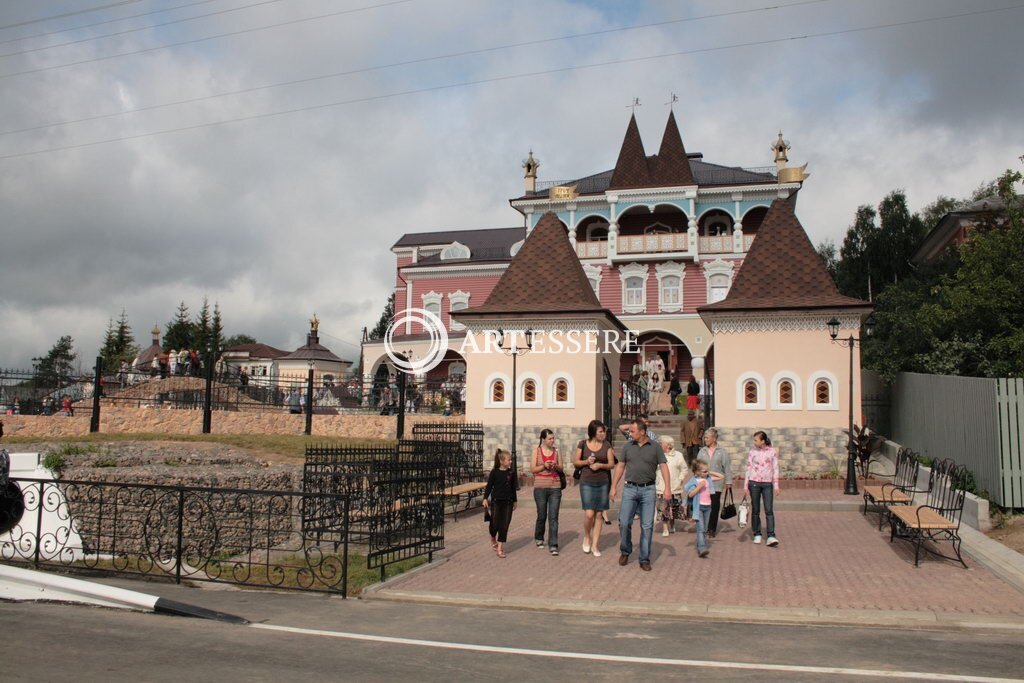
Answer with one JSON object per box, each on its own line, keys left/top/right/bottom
{"left": 779, "top": 380, "right": 793, "bottom": 404}
{"left": 491, "top": 380, "right": 505, "bottom": 403}
{"left": 440, "top": 241, "right": 470, "bottom": 260}
{"left": 555, "top": 379, "right": 569, "bottom": 402}
{"left": 588, "top": 226, "right": 609, "bottom": 241}
{"left": 744, "top": 380, "right": 759, "bottom": 405}
{"left": 709, "top": 274, "right": 730, "bottom": 303}
{"left": 522, "top": 379, "right": 536, "bottom": 403}
{"left": 815, "top": 380, "right": 831, "bottom": 405}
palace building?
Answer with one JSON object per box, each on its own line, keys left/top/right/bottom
{"left": 361, "top": 112, "right": 869, "bottom": 472}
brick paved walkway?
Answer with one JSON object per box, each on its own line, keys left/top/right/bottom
{"left": 390, "top": 492, "right": 1024, "bottom": 616}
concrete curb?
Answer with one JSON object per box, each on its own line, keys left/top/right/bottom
{"left": 363, "top": 586, "right": 1024, "bottom": 633}
{"left": 959, "top": 526, "right": 1024, "bottom": 595}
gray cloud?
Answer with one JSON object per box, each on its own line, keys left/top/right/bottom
{"left": 1, "top": 0, "right": 1021, "bottom": 367}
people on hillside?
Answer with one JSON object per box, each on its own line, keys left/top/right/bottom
{"left": 483, "top": 448, "right": 517, "bottom": 559}
{"left": 744, "top": 430, "right": 780, "bottom": 547}
{"left": 697, "top": 427, "right": 731, "bottom": 538}
{"left": 611, "top": 419, "right": 672, "bottom": 571}
{"left": 531, "top": 428, "right": 564, "bottom": 556}
{"left": 655, "top": 435, "right": 688, "bottom": 537}
{"left": 680, "top": 410, "right": 704, "bottom": 466}
{"left": 573, "top": 420, "right": 616, "bottom": 557}
{"left": 684, "top": 458, "right": 723, "bottom": 558}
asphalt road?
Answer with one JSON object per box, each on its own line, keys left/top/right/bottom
{"left": 2, "top": 584, "right": 1023, "bottom": 682}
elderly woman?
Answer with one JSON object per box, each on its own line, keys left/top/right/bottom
{"left": 697, "top": 427, "right": 731, "bottom": 538}
{"left": 655, "top": 435, "right": 688, "bottom": 537}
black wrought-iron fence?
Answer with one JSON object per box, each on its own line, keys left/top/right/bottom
{"left": 0, "top": 367, "right": 90, "bottom": 416}
{"left": 619, "top": 379, "right": 648, "bottom": 422}
{"left": 1, "top": 478, "right": 352, "bottom": 594}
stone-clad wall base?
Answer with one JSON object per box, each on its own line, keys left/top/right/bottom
{"left": 1, "top": 410, "right": 461, "bottom": 440}
{"left": 485, "top": 425, "right": 590, "bottom": 473}
{"left": 712, "top": 426, "right": 848, "bottom": 478}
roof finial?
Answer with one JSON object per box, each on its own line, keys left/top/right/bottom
{"left": 772, "top": 130, "right": 790, "bottom": 168}
{"left": 151, "top": 324, "right": 160, "bottom": 345}
{"left": 627, "top": 97, "right": 641, "bottom": 113}
{"left": 310, "top": 313, "right": 320, "bottom": 332}
{"left": 665, "top": 93, "right": 678, "bottom": 110}
{"left": 522, "top": 150, "right": 539, "bottom": 179}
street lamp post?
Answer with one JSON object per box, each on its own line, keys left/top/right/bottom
{"left": 305, "top": 359, "right": 315, "bottom": 436}
{"left": 202, "top": 342, "right": 214, "bottom": 434}
{"left": 496, "top": 329, "right": 533, "bottom": 467}
{"left": 827, "top": 314, "right": 876, "bottom": 495}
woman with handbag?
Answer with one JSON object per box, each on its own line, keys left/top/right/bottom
{"left": 573, "top": 420, "right": 616, "bottom": 557}
{"left": 531, "top": 428, "right": 564, "bottom": 556}
{"left": 697, "top": 427, "right": 731, "bottom": 538}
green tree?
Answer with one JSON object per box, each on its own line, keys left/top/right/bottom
{"left": 368, "top": 293, "right": 395, "bottom": 340}
{"left": 99, "top": 309, "right": 139, "bottom": 369}
{"left": 194, "top": 297, "right": 212, "bottom": 352}
{"left": 164, "top": 301, "right": 194, "bottom": 350}
{"left": 876, "top": 190, "right": 927, "bottom": 288}
{"left": 835, "top": 205, "right": 878, "bottom": 300}
{"left": 223, "top": 333, "right": 257, "bottom": 348}
{"left": 210, "top": 303, "right": 225, "bottom": 355}
{"left": 32, "top": 335, "right": 77, "bottom": 387}
{"left": 815, "top": 239, "right": 838, "bottom": 284}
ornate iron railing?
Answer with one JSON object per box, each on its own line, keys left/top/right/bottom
{"left": 620, "top": 379, "right": 648, "bottom": 422}
{"left": 1, "top": 478, "right": 352, "bottom": 594}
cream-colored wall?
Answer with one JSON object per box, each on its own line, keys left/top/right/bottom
{"left": 713, "top": 327, "right": 861, "bottom": 429}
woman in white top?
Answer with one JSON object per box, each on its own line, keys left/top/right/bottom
{"left": 655, "top": 435, "right": 689, "bottom": 536}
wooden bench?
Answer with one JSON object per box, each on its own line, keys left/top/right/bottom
{"left": 862, "top": 447, "right": 921, "bottom": 530}
{"left": 889, "top": 458, "right": 969, "bottom": 568}
{"left": 444, "top": 481, "right": 487, "bottom": 520}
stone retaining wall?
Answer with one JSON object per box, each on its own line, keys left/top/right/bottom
{"left": 713, "top": 426, "right": 848, "bottom": 478}
{"left": 1, "top": 409, "right": 461, "bottom": 440}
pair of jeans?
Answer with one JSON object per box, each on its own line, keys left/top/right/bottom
{"left": 618, "top": 484, "right": 656, "bottom": 564}
{"left": 694, "top": 503, "right": 711, "bottom": 553}
{"left": 533, "top": 487, "right": 561, "bottom": 549}
{"left": 747, "top": 482, "right": 775, "bottom": 538}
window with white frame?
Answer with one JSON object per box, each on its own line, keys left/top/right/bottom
{"left": 770, "top": 372, "right": 802, "bottom": 410}
{"left": 548, "top": 373, "right": 575, "bottom": 408}
{"left": 619, "top": 263, "right": 648, "bottom": 314}
{"left": 485, "top": 372, "right": 511, "bottom": 408}
{"left": 701, "top": 259, "right": 735, "bottom": 304}
{"left": 440, "top": 241, "right": 470, "bottom": 260}
{"left": 518, "top": 372, "right": 542, "bottom": 408}
{"left": 655, "top": 261, "right": 685, "bottom": 312}
{"left": 736, "top": 372, "right": 766, "bottom": 410}
{"left": 448, "top": 291, "right": 470, "bottom": 331}
{"left": 421, "top": 291, "right": 442, "bottom": 321}
{"left": 808, "top": 372, "right": 838, "bottom": 410}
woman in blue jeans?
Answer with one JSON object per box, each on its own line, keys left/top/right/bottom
{"left": 743, "top": 430, "right": 780, "bottom": 547}
{"left": 531, "top": 428, "right": 564, "bottom": 555}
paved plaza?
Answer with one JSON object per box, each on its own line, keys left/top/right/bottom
{"left": 383, "top": 485, "right": 1024, "bottom": 619}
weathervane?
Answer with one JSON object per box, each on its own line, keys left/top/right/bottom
{"left": 665, "top": 93, "right": 678, "bottom": 110}
{"left": 626, "top": 97, "right": 641, "bottom": 112}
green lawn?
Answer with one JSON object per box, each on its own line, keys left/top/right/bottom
{"left": 3, "top": 432, "right": 396, "bottom": 462}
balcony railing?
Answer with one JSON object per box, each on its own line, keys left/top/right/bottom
{"left": 699, "top": 235, "right": 731, "bottom": 254}
{"left": 618, "top": 233, "right": 688, "bottom": 255}
{"left": 577, "top": 233, "right": 756, "bottom": 259}
{"left": 576, "top": 240, "right": 608, "bottom": 258}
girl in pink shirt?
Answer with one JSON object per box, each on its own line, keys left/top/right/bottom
{"left": 743, "top": 431, "right": 779, "bottom": 547}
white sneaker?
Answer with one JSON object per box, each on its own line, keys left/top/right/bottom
{"left": 535, "top": 540, "right": 544, "bottom": 548}
{"left": 661, "top": 528, "right": 669, "bottom": 537}
{"left": 592, "top": 548, "right": 602, "bottom": 557}
{"left": 766, "top": 536, "right": 779, "bottom": 547}
{"left": 583, "top": 540, "right": 591, "bottom": 554}
{"left": 753, "top": 535, "right": 762, "bottom": 544}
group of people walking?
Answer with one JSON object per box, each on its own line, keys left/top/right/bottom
{"left": 482, "top": 418, "right": 780, "bottom": 569}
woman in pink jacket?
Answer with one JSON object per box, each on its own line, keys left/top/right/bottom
{"left": 743, "top": 430, "right": 779, "bottom": 547}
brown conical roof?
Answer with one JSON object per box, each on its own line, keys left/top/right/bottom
{"left": 699, "top": 199, "right": 871, "bottom": 313}
{"left": 608, "top": 114, "right": 652, "bottom": 190}
{"left": 456, "top": 212, "right": 606, "bottom": 315}
{"left": 651, "top": 110, "right": 695, "bottom": 186}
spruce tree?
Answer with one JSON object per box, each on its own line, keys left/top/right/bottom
{"left": 32, "top": 336, "right": 77, "bottom": 388}
{"left": 194, "top": 297, "right": 212, "bottom": 352}
{"left": 211, "top": 303, "right": 225, "bottom": 355}
{"left": 164, "top": 301, "right": 194, "bottom": 350}
{"left": 369, "top": 294, "right": 395, "bottom": 340}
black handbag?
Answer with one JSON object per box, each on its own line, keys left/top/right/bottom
{"left": 558, "top": 468, "right": 567, "bottom": 490}
{"left": 573, "top": 440, "right": 584, "bottom": 480}
{"left": 720, "top": 487, "right": 737, "bottom": 520}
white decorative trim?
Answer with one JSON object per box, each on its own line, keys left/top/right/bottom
{"left": 548, "top": 372, "right": 576, "bottom": 408}
{"left": 403, "top": 263, "right": 510, "bottom": 279}
{"left": 517, "top": 371, "right": 543, "bottom": 409}
{"left": 807, "top": 370, "right": 839, "bottom": 411}
{"left": 440, "top": 241, "right": 471, "bottom": 260}
{"left": 461, "top": 319, "right": 607, "bottom": 334}
{"left": 770, "top": 371, "right": 802, "bottom": 410}
{"left": 421, "top": 290, "right": 442, "bottom": 312}
{"left": 654, "top": 261, "right": 685, "bottom": 313}
{"left": 737, "top": 371, "right": 766, "bottom": 410}
{"left": 448, "top": 290, "right": 470, "bottom": 331}
{"left": 701, "top": 258, "right": 735, "bottom": 304}
{"left": 510, "top": 239, "right": 524, "bottom": 257}
{"left": 484, "top": 371, "right": 511, "bottom": 409}
{"left": 710, "top": 314, "right": 863, "bottom": 334}
{"left": 582, "top": 263, "right": 603, "bottom": 296}
{"left": 619, "top": 262, "right": 649, "bottom": 314}
{"left": 698, "top": 182, "right": 801, "bottom": 196}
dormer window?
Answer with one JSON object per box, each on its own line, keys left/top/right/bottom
{"left": 441, "top": 241, "right": 471, "bottom": 260}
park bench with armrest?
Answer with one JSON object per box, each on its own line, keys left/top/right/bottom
{"left": 443, "top": 481, "right": 487, "bottom": 520}
{"left": 862, "top": 447, "right": 922, "bottom": 530}
{"left": 889, "top": 458, "right": 969, "bottom": 568}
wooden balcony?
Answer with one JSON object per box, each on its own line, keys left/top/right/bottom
{"left": 576, "top": 233, "right": 755, "bottom": 259}
{"left": 698, "top": 234, "right": 757, "bottom": 254}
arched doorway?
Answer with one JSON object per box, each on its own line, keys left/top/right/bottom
{"left": 619, "top": 331, "right": 693, "bottom": 384}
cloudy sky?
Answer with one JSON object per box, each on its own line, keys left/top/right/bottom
{"left": 1, "top": 0, "right": 1021, "bottom": 370}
